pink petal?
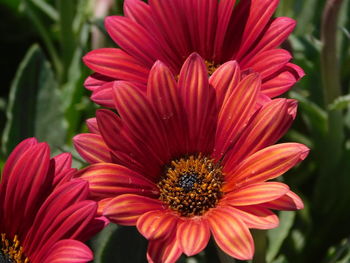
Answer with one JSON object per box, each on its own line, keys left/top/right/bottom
{"left": 214, "top": 73, "right": 260, "bottom": 159}
{"left": 137, "top": 210, "right": 178, "bottom": 240}
{"left": 147, "top": 61, "right": 188, "bottom": 155}
{"left": 224, "top": 182, "right": 290, "bottom": 205}
{"left": 83, "top": 48, "right": 149, "bottom": 83}
{"left": 261, "top": 190, "right": 304, "bottom": 210}
{"left": 178, "top": 53, "right": 217, "bottom": 154}
{"left": 90, "top": 81, "right": 115, "bottom": 108}
{"left": 261, "top": 70, "right": 297, "bottom": 97}
{"left": 177, "top": 217, "right": 210, "bottom": 256}
{"left": 42, "top": 240, "right": 93, "bottom": 263}
{"left": 73, "top": 133, "right": 113, "bottom": 164}
{"left": 104, "top": 194, "right": 164, "bottom": 225}
{"left": 76, "top": 163, "right": 158, "bottom": 199}
{"left": 147, "top": 232, "right": 182, "bottom": 263}
{"left": 86, "top": 118, "right": 100, "bottom": 134}
{"left": 84, "top": 73, "right": 114, "bottom": 91}
{"left": 207, "top": 207, "right": 254, "bottom": 260}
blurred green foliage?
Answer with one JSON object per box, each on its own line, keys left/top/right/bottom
{"left": 0, "top": 0, "right": 350, "bottom": 262}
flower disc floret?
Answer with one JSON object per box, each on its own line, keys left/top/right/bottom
{"left": 158, "top": 155, "right": 223, "bottom": 217}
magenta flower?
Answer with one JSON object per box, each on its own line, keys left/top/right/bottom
{"left": 83, "top": 0, "right": 304, "bottom": 107}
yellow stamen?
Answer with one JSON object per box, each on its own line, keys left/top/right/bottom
{"left": 205, "top": 60, "right": 220, "bottom": 75}
{"left": 1, "top": 233, "right": 29, "bottom": 263}
{"left": 157, "top": 154, "right": 223, "bottom": 217}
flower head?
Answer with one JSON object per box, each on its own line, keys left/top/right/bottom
{"left": 83, "top": 0, "right": 304, "bottom": 107}
{"left": 75, "top": 54, "right": 309, "bottom": 262}
{"left": 0, "top": 138, "right": 106, "bottom": 263}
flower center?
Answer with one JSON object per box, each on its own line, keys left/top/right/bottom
{"left": 0, "top": 234, "right": 28, "bottom": 263}
{"left": 205, "top": 60, "right": 220, "bottom": 75}
{"left": 157, "top": 154, "right": 223, "bottom": 217}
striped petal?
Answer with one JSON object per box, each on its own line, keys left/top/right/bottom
{"left": 90, "top": 82, "right": 115, "bottom": 108}
{"left": 112, "top": 81, "right": 170, "bottom": 164}
{"left": 209, "top": 60, "right": 241, "bottom": 109}
{"left": 147, "top": 61, "right": 188, "bottom": 155}
{"left": 84, "top": 73, "right": 113, "bottom": 91}
{"left": 76, "top": 163, "right": 158, "bottom": 199}
{"left": 83, "top": 48, "right": 149, "bottom": 83}
{"left": 105, "top": 16, "right": 164, "bottom": 67}
{"left": 86, "top": 118, "right": 100, "bottom": 134}
{"left": 147, "top": 232, "right": 182, "bottom": 263}
{"left": 221, "top": 205, "right": 279, "bottom": 230}
{"left": 73, "top": 133, "right": 112, "bottom": 164}
{"left": 207, "top": 207, "right": 254, "bottom": 260}
{"left": 214, "top": 73, "right": 260, "bottom": 158}
{"left": 242, "top": 49, "right": 292, "bottom": 80}
{"left": 178, "top": 53, "right": 217, "bottom": 153}
{"left": 225, "top": 143, "right": 309, "bottom": 189}
{"left": 261, "top": 70, "right": 298, "bottom": 97}
{"left": 177, "top": 217, "right": 210, "bottom": 256}
{"left": 137, "top": 210, "right": 178, "bottom": 240}
{"left": 239, "top": 17, "right": 296, "bottom": 65}
{"left": 104, "top": 194, "right": 164, "bottom": 225}
{"left": 224, "top": 182, "right": 289, "bottom": 205}
{"left": 42, "top": 240, "right": 93, "bottom": 263}
{"left": 224, "top": 98, "right": 298, "bottom": 170}
{"left": 261, "top": 190, "right": 304, "bottom": 210}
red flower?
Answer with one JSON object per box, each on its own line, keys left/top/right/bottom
{"left": 75, "top": 54, "right": 309, "bottom": 262}
{"left": 0, "top": 138, "right": 106, "bottom": 263}
{"left": 83, "top": 0, "right": 304, "bottom": 107}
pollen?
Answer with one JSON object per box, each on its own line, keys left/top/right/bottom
{"left": 157, "top": 154, "right": 223, "bottom": 217}
{"left": 205, "top": 60, "right": 220, "bottom": 75}
{"left": 0, "top": 234, "right": 29, "bottom": 263}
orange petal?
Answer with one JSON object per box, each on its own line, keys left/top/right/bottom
{"left": 104, "top": 194, "right": 164, "bottom": 225}
{"left": 177, "top": 217, "right": 210, "bottom": 256}
{"left": 137, "top": 210, "right": 178, "bottom": 240}
{"left": 76, "top": 163, "right": 158, "bottom": 199}
{"left": 73, "top": 133, "right": 112, "bottom": 164}
{"left": 224, "top": 182, "right": 289, "bottom": 205}
{"left": 261, "top": 190, "right": 304, "bottom": 210}
{"left": 225, "top": 143, "right": 309, "bottom": 189}
{"left": 147, "top": 232, "right": 182, "bottom": 263}
{"left": 223, "top": 205, "right": 279, "bottom": 230}
{"left": 207, "top": 207, "right": 254, "bottom": 260}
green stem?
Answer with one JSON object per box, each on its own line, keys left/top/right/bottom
{"left": 57, "top": 0, "right": 76, "bottom": 83}
{"left": 252, "top": 230, "right": 266, "bottom": 263}
{"left": 320, "top": 0, "right": 345, "bottom": 165}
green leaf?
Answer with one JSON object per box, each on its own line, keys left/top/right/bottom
{"left": 328, "top": 94, "right": 350, "bottom": 110}
{"left": 266, "top": 212, "right": 296, "bottom": 262}
{"left": 91, "top": 225, "right": 148, "bottom": 263}
{"left": 1, "top": 44, "right": 66, "bottom": 155}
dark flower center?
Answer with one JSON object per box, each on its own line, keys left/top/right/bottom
{"left": 157, "top": 154, "right": 224, "bottom": 217}
{"left": 0, "top": 234, "right": 28, "bottom": 263}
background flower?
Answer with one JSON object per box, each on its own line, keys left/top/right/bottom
{"left": 0, "top": 138, "right": 106, "bottom": 263}
{"left": 83, "top": 0, "right": 304, "bottom": 107}
{"left": 75, "top": 54, "right": 309, "bottom": 262}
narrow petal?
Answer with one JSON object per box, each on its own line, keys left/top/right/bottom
{"left": 207, "top": 207, "right": 254, "bottom": 260}
{"left": 178, "top": 53, "right": 217, "bottom": 153}
{"left": 261, "top": 70, "right": 297, "bottom": 97}
{"left": 105, "top": 16, "right": 164, "bottom": 67}
{"left": 73, "top": 133, "right": 113, "bottom": 164}
{"left": 224, "top": 98, "right": 298, "bottom": 169}
{"left": 261, "top": 190, "right": 304, "bottom": 210}
{"left": 209, "top": 60, "right": 241, "bottom": 109}
{"left": 147, "top": 232, "right": 182, "bottom": 263}
{"left": 214, "top": 73, "right": 260, "bottom": 158}
{"left": 177, "top": 217, "right": 210, "bottom": 256}
{"left": 239, "top": 17, "right": 296, "bottom": 64}
{"left": 137, "top": 210, "right": 178, "bottom": 240}
{"left": 214, "top": 0, "right": 236, "bottom": 61}
{"left": 147, "top": 61, "right": 188, "bottom": 155}
{"left": 86, "top": 118, "right": 100, "bottom": 134}
{"left": 112, "top": 81, "right": 170, "bottom": 164}
{"left": 242, "top": 49, "right": 292, "bottom": 80}
{"left": 84, "top": 73, "right": 113, "bottom": 91}
{"left": 76, "top": 163, "right": 158, "bottom": 199}
{"left": 225, "top": 143, "right": 309, "bottom": 189}
{"left": 220, "top": 205, "right": 279, "bottom": 230}
{"left": 90, "top": 82, "right": 115, "bottom": 108}
{"left": 224, "top": 182, "right": 289, "bottom": 206}
{"left": 83, "top": 48, "right": 149, "bottom": 83}
{"left": 104, "top": 194, "right": 164, "bottom": 225}
{"left": 41, "top": 240, "right": 93, "bottom": 263}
